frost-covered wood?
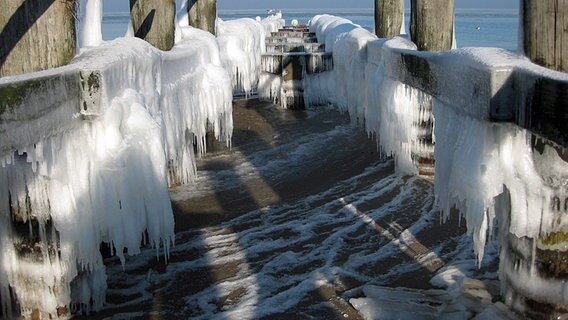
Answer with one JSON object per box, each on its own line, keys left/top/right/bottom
{"left": 374, "top": 0, "right": 404, "bottom": 39}
{"left": 410, "top": 0, "right": 454, "bottom": 52}
{"left": 129, "top": 0, "right": 175, "bottom": 51}
{"left": 188, "top": 0, "right": 217, "bottom": 35}
{"left": 522, "top": 0, "right": 568, "bottom": 72}
{"left": 0, "top": 0, "right": 76, "bottom": 77}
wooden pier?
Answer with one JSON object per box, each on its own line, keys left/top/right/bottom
{"left": 1, "top": 0, "right": 568, "bottom": 318}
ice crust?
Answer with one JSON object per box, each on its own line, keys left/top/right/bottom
{"left": 0, "top": 25, "right": 233, "bottom": 320}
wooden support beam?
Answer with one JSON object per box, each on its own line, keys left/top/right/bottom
{"left": 375, "top": 0, "right": 404, "bottom": 39}
{"left": 0, "top": 0, "right": 76, "bottom": 77}
{"left": 188, "top": 0, "right": 217, "bottom": 35}
{"left": 130, "top": 0, "right": 176, "bottom": 51}
{"left": 522, "top": 0, "right": 568, "bottom": 72}
{"left": 410, "top": 0, "right": 454, "bottom": 52}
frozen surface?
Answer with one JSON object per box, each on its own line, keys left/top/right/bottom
{"left": 0, "top": 30, "right": 233, "bottom": 318}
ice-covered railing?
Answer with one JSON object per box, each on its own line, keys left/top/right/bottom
{"left": 0, "top": 26, "right": 233, "bottom": 317}
{"left": 309, "top": 14, "right": 568, "bottom": 311}
{"left": 217, "top": 14, "right": 285, "bottom": 96}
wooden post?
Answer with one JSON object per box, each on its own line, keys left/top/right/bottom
{"left": 0, "top": 0, "right": 76, "bottom": 78}
{"left": 188, "top": 0, "right": 217, "bottom": 35}
{"left": 375, "top": 0, "right": 404, "bottom": 39}
{"left": 410, "top": 0, "right": 454, "bottom": 52}
{"left": 522, "top": 0, "right": 568, "bottom": 72}
{"left": 130, "top": 0, "right": 176, "bottom": 51}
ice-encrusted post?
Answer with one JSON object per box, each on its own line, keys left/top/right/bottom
{"left": 521, "top": 0, "right": 568, "bottom": 72}
{"left": 0, "top": 0, "right": 76, "bottom": 77}
{"left": 129, "top": 0, "right": 176, "bottom": 51}
{"left": 374, "top": 0, "right": 404, "bottom": 38}
{"left": 187, "top": 0, "right": 217, "bottom": 35}
{"left": 410, "top": 0, "right": 454, "bottom": 52}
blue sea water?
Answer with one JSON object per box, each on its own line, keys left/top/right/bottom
{"left": 102, "top": 8, "right": 519, "bottom": 51}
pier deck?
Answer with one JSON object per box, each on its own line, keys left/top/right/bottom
{"left": 72, "top": 100, "right": 506, "bottom": 319}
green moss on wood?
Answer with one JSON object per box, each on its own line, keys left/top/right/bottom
{"left": 0, "top": 79, "right": 42, "bottom": 116}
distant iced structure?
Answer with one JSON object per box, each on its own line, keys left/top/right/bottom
{"left": 217, "top": 15, "right": 284, "bottom": 96}
{"left": 263, "top": 12, "right": 286, "bottom": 33}
{"left": 0, "top": 29, "right": 232, "bottom": 317}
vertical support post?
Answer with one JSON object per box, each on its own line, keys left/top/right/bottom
{"left": 410, "top": 0, "right": 454, "bottom": 52}
{"left": 0, "top": 0, "right": 76, "bottom": 78}
{"left": 500, "top": 139, "right": 568, "bottom": 319}
{"left": 78, "top": 0, "right": 103, "bottom": 48}
{"left": 521, "top": 0, "right": 568, "bottom": 72}
{"left": 130, "top": 0, "right": 176, "bottom": 51}
{"left": 188, "top": 0, "right": 217, "bottom": 35}
{"left": 374, "top": 0, "right": 404, "bottom": 39}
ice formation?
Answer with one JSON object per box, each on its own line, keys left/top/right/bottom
{"left": 217, "top": 15, "right": 284, "bottom": 95}
{"left": 310, "top": 15, "right": 568, "bottom": 304}
{"left": 0, "top": 26, "right": 232, "bottom": 318}
{"left": 307, "top": 15, "right": 432, "bottom": 174}
{"left": 434, "top": 102, "right": 568, "bottom": 260}
{"left": 78, "top": 0, "right": 103, "bottom": 48}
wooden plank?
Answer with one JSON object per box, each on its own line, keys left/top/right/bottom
{"left": 0, "top": 0, "right": 76, "bottom": 77}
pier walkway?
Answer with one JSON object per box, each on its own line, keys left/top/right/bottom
{"left": 76, "top": 99, "right": 507, "bottom": 319}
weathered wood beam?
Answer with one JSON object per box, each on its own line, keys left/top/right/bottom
{"left": 522, "top": 0, "right": 568, "bottom": 72}
{"left": 130, "top": 0, "right": 176, "bottom": 51}
{"left": 375, "top": 0, "right": 404, "bottom": 39}
{"left": 410, "top": 0, "right": 454, "bottom": 52}
{"left": 188, "top": 0, "right": 217, "bottom": 35}
{"left": 0, "top": 0, "right": 76, "bottom": 77}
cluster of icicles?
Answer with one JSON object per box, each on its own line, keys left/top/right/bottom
{"left": 0, "top": 0, "right": 283, "bottom": 318}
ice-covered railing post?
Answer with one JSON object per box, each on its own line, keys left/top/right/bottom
{"left": 187, "top": 0, "right": 217, "bottom": 35}
{"left": 374, "top": 0, "right": 404, "bottom": 39}
{"left": 0, "top": 0, "right": 76, "bottom": 77}
{"left": 130, "top": 0, "right": 176, "bottom": 51}
{"left": 496, "top": 1, "right": 568, "bottom": 317}
{"left": 521, "top": 0, "right": 568, "bottom": 72}
{"left": 410, "top": 0, "right": 455, "bottom": 52}
{"left": 404, "top": 0, "right": 458, "bottom": 175}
